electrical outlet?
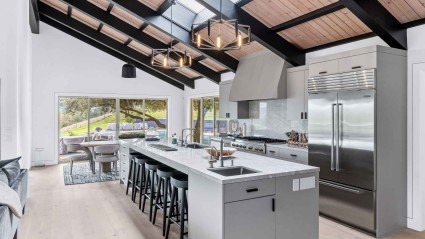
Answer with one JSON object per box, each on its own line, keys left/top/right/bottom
{"left": 293, "top": 179, "right": 300, "bottom": 191}
{"left": 300, "top": 176, "right": 315, "bottom": 190}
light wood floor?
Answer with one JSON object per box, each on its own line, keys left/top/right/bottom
{"left": 19, "top": 164, "right": 425, "bottom": 239}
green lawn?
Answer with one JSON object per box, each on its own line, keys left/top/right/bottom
{"left": 60, "top": 111, "right": 168, "bottom": 136}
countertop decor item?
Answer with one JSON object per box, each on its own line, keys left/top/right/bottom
{"left": 191, "top": 0, "right": 251, "bottom": 51}
{"left": 205, "top": 147, "right": 237, "bottom": 157}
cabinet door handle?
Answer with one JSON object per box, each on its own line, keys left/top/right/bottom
{"left": 319, "top": 71, "right": 327, "bottom": 74}
{"left": 246, "top": 188, "right": 259, "bottom": 193}
{"left": 269, "top": 150, "right": 276, "bottom": 153}
{"left": 272, "top": 198, "right": 275, "bottom": 212}
{"left": 301, "top": 112, "right": 304, "bottom": 119}
{"left": 352, "top": 66, "right": 362, "bottom": 69}
{"left": 290, "top": 154, "right": 298, "bottom": 157}
{"left": 304, "top": 112, "right": 308, "bottom": 119}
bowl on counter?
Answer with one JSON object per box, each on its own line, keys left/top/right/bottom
{"left": 205, "top": 147, "right": 237, "bottom": 157}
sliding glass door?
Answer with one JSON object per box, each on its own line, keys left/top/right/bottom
{"left": 58, "top": 96, "right": 168, "bottom": 162}
{"left": 89, "top": 98, "right": 117, "bottom": 141}
{"left": 190, "top": 96, "right": 225, "bottom": 144}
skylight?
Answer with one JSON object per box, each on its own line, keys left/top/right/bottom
{"left": 178, "top": 0, "right": 205, "bottom": 13}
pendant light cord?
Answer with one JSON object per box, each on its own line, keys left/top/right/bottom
{"left": 170, "top": 0, "right": 174, "bottom": 48}
{"left": 220, "top": 0, "right": 223, "bottom": 20}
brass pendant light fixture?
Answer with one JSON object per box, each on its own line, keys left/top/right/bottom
{"left": 151, "top": 0, "right": 192, "bottom": 69}
{"left": 191, "top": 0, "right": 251, "bottom": 51}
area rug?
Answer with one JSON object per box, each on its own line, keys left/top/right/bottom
{"left": 63, "top": 162, "right": 119, "bottom": 185}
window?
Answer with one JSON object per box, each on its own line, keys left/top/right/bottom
{"left": 190, "top": 96, "right": 226, "bottom": 144}
{"left": 178, "top": 0, "right": 205, "bottom": 13}
{"left": 59, "top": 96, "right": 168, "bottom": 162}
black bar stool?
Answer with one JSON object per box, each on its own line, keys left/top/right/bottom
{"left": 152, "top": 166, "right": 175, "bottom": 236}
{"left": 165, "top": 173, "right": 189, "bottom": 239}
{"left": 126, "top": 152, "right": 142, "bottom": 197}
{"left": 141, "top": 160, "right": 162, "bottom": 221}
{"left": 132, "top": 156, "right": 152, "bottom": 202}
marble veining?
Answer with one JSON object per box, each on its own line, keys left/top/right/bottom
{"left": 238, "top": 99, "right": 308, "bottom": 139}
{"left": 123, "top": 139, "right": 318, "bottom": 184}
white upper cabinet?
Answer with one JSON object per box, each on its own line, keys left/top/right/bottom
{"left": 338, "top": 52, "right": 377, "bottom": 73}
{"left": 309, "top": 59, "right": 339, "bottom": 77}
{"left": 219, "top": 80, "right": 249, "bottom": 119}
{"left": 309, "top": 46, "right": 382, "bottom": 77}
{"left": 287, "top": 66, "right": 308, "bottom": 120}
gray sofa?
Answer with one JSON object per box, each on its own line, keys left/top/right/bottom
{"left": 0, "top": 160, "right": 28, "bottom": 239}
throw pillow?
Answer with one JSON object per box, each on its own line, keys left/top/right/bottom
{"left": 2, "top": 161, "right": 21, "bottom": 186}
{"left": 0, "top": 156, "right": 21, "bottom": 168}
{"left": 0, "top": 170, "right": 8, "bottom": 186}
{"left": 0, "top": 181, "right": 22, "bottom": 218}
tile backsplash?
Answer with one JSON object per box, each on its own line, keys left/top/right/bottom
{"left": 238, "top": 99, "right": 307, "bottom": 140}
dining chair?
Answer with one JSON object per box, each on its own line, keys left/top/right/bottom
{"left": 68, "top": 145, "right": 93, "bottom": 175}
{"left": 93, "top": 145, "right": 120, "bottom": 178}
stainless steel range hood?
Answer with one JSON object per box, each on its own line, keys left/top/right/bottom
{"left": 229, "top": 50, "right": 291, "bottom": 101}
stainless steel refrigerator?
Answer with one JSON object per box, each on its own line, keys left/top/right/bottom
{"left": 308, "top": 69, "right": 377, "bottom": 235}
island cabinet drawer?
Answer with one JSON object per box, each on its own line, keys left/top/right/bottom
{"left": 280, "top": 149, "right": 308, "bottom": 164}
{"left": 338, "top": 52, "right": 376, "bottom": 73}
{"left": 224, "top": 178, "right": 275, "bottom": 203}
{"left": 266, "top": 146, "right": 281, "bottom": 158}
{"left": 309, "top": 59, "right": 339, "bottom": 77}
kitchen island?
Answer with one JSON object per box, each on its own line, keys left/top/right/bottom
{"left": 121, "top": 139, "right": 319, "bottom": 239}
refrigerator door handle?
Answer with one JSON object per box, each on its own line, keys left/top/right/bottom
{"left": 336, "top": 103, "right": 341, "bottom": 172}
{"left": 319, "top": 180, "right": 363, "bottom": 194}
{"left": 331, "top": 104, "right": 336, "bottom": 171}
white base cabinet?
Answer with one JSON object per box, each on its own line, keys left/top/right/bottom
{"left": 119, "top": 142, "right": 129, "bottom": 185}
{"left": 189, "top": 171, "right": 319, "bottom": 239}
{"left": 224, "top": 196, "right": 276, "bottom": 239}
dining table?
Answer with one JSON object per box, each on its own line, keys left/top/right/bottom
{"left": 80, "top": 140, "right": 120, "bottom": 174}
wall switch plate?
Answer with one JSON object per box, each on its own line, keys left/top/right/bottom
{"left": 300, "top": 176, "right": 316, "bottom": 190}
{"left": 293, "top": 179, "right": 300, "bottom": 191}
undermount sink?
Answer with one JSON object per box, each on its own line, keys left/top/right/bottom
{"left": 185, "top": 143, "right": 209, "bottom": 149}
{"left": 208, "top": 166, "right": 260, "bottom": 177}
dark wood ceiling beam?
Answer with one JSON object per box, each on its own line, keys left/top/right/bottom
{"left": 38, "top": 2, "right": 195, "bottom": 88}
{"left": 111, "top": 0, "right": 239, "bottom": 72}
{"left": 157, "top": 0, "right": 172, "bottom": 15}
{"left": 60, "top": 0, "right": 220, "bottom": 83}
{"left": 195, "top": 0, "right": 305, "bottom": 66}
{"left": 340, "top": 0, "right": 407, "bottom": 50}
{"left": 235, "top": 0, "right": 253, "bottom": 8}
{"left": 29, "top": 0, "right": 40, "bottom": 34}
{"left": 39, "top": 15, "right": 184, "bottom": 90}
{"left": 403, "top": 18, "right": 425, "bottom": 29}
{"left": 271, "top": 2, "right": 345, "bottom": 32}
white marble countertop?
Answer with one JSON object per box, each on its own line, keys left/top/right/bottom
{"left": 266, "top": 143, "right": 308, "bottom": 152}
{"left": 121, "top": 139, "right": 318, "bottom": 184}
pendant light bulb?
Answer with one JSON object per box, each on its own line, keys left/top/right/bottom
{"left": 197, "top": 34, "right": 201, "bottom": 48}
{"left": 189, "top": 56, "right": 192, "bottom": 66}
{"left": 217, "top": 35, "right": 221, "bottom": 49}
{"left": 238, "top": 33, "right": 242, "bottom": 47}
{"left": 179, "top": 58, "right": 183, "bottom": 67}
{"left": 163, "top": 57, "right": 167, "bottom": 67}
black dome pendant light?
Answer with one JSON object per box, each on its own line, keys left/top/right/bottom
{"left": 122, "top": 63, "right": 136, "bottom": 78}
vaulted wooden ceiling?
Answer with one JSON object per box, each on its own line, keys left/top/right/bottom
{"left": 29, "top": 0, "right": 424, "bottom": 90}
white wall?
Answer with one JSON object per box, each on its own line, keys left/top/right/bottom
{"left": 407, "top": 24, "right": 425, "bottom": 231}
{"left": 0, "top": 0, "right": 32, "bottom": 168}
{"left": 32, "top": 22, "right": 185, "bottom": 165}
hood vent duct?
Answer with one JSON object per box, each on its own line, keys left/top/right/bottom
{"left": 229, "top": 50, "right": 290, "bottom": 101}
